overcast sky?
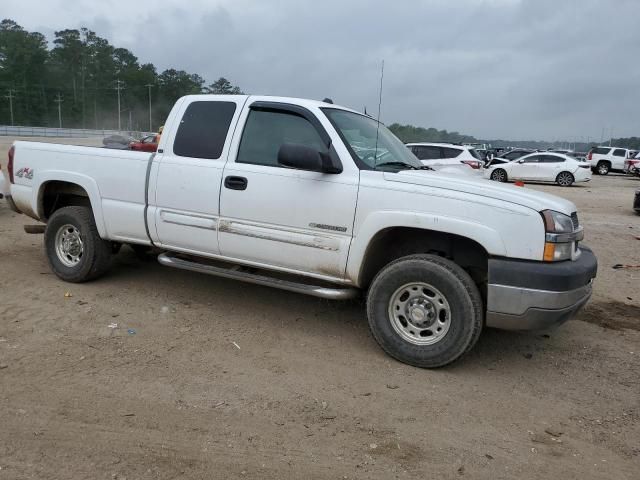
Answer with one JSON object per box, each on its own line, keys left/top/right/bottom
{"left": 4, "top": 0, "right": 639, "bottom": 140}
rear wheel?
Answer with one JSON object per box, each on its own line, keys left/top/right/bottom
{"left": 366, "top": 254, "right": 483, "bottom": 368}
{"left": 490, "top": 168, "right": 507, "bottom": 182}
{"left": 556, "top": 171, "right": 574, "bottom": 187}
{"left": 596, "top": 161, "right": 610, "bottom": 175}
{"left": 44, "top": 206, "right": 112, "bottom": 282}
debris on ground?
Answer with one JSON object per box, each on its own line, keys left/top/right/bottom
{"left": 64, "top": 292, "right": 73, "bottom": 298}
{"left": 127, "top": 329, "right": 136, "bottom": 335}
{"left": 612, "top": 264, "right": 640, "bottom": 270}
{"left": 386, "top": 384, "right": 399, "bottom": 390}
{"left": 108, "top": 323, "right": 118, "bottom": 329}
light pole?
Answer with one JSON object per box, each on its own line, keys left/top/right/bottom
{"left": 5, "top": 89, "right": 15, "bottom": 126}
{"left": 145, "top": 83, "right": 153, "bottom": 132}
{"left": 114, "top": 79, "right": 124, "bottom": 131}
{"left": 54, "top": 93, "right": 63, "bottom": 128}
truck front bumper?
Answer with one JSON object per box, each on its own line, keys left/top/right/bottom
{"left": 486, "top": 246, "right": 597, "bottom": 330}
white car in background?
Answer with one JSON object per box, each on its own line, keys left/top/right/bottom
{"left": 587, "top": 146, "right": 635, "bottom": 175}
{"left": 485, "top": 152, "right": 591, "bottom": 187}
{"left": 406, "top": 143, "right": 484, "bottom": 174}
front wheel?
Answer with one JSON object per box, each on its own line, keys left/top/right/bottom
{"left": 366, "top": 254, "right": 483, "bottom": 368}
{"left": 490, "top": 168, "right": 507, "bottom": 182}
{"left": 44, "top": 206, "right": 112, "bottom": 282}
{"left": 556, "top": 171, "right": 574, "bottom": 187}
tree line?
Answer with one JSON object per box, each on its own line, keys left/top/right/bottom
{"left": 0, "top": 19, "right": 243, "bottom": 131}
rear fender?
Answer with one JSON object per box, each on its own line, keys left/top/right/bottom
{"left": 34, "top": 171, "right": 107, "bottom": 237}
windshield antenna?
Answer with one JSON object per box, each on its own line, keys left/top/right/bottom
{"left": 374, "top": 59, "right": 384, "bottom": 169}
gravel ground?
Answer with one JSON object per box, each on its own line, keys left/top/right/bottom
{"left": 0, "top": 139, "right": 638, "bottom": 479}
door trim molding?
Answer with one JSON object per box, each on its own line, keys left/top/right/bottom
{"left": 159, "top": 209, "right": 218, "bottom": 230}
{"left": 218, "top": 219, "right": 341, "bottom": 251}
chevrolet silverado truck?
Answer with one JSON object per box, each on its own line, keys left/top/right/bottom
{"left": 3, "top": 95, "right": 597, "bottom": 367}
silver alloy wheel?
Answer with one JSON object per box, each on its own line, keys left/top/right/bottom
{"left": 557, "top": 172, "right": 573, "bottom": 186}
{"left": 491, "top": 169, "right": 506, "bottom": 182}
{"left": 388, "top": 282, "right": 452, "bottom": 345}
{"left": 54, "top": 224, "right": 84, "bottom": 267}
{"left": 598, "top": 163, "right": 609, "bottom": 174}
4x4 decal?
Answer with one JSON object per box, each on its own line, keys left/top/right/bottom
{"left": 16, "top": 167, "right": 33, "bottom": 179}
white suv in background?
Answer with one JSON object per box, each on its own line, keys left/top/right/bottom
{"left": 587, "top": 146, "right": 635, "bottom": 175}
{"left": 406, "top": 143, "right": 484, "bottom": 174}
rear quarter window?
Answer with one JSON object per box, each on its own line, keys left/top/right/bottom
{"left": 593, "top": 147, "right": 612, "bottom": 155}
{"left": 173, "top": 101, "right": 237, "bottom": 159}
{"left": 441, "top": 147, "right": 462, "bottom": 159}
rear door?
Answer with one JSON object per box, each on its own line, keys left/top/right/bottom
{"left": 149, "top": 96, "right": 247, "bottom": 254}
{"left": 218, "top": 101, "right": 359, "bottom": 280}
{"left": 612, "top": 148, "right": 627, "bottom": 169}
{"left": 538, "top": 155, "right": 566, "bottom": 180}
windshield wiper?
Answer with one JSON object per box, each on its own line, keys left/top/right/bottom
{"left": 375, "top": 161, "right": 433, "bottom": 171}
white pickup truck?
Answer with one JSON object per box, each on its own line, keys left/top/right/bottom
{"left": 4, "top": 95, "right": 597, "bottom": 367}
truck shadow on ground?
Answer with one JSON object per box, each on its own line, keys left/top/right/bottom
{"left": 98, "top": 249, "right": 600, "bottom": 370}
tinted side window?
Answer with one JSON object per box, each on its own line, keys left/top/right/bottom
{"left": 542, "top": 155, "right": 563, "bottom": 163}
{"left": 523, "top": 155, "right": 541, "bottom": 163}
{"left": 414, "top": 146, "right": 441, "bottom": 160}
{"left": 441, "top": 147, "right": 462, "bottom": 158}
{"left": 174, "top": 101, "right": 236, "bottom": 159}
{"left": 593, "top": 147, "right": 611, "bottom": 155}
{"left": 237, "top": 109, "right": 326, "bottom": 167}
{"left": 613, "top": 148, "right": 626, "bottom": 157}
{"left": 505, "top": 151, "right": 524, "bottom": 160}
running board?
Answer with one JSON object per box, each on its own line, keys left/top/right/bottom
{"left": 157, "top": 253, "right": 358, "bottom": 300}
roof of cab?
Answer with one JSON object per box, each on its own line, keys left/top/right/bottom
{"left": 179, "top": 94, "right": 362, "bottom": 115}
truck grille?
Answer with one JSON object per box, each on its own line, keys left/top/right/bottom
{"left": 571, "top": 212, "right": 579, "bottom": 230}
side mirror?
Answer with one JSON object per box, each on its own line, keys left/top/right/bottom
{"left": 277, "top": 143, "right": 341, "bottom": 173}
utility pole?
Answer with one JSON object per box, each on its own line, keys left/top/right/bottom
{"left": 145, "top": 83, "right": 153, "bottom": 132}
{"left": 114, "top": 79, "right": 124, "bottom": 131}
{"left": 54, "top": 93, "right": 63, "bottom": 128}
{"left": 609, "top": 127, "right": 614, "bottom": 147}
{"left": 5, "top": 89, "right": 15, "bottom": 126}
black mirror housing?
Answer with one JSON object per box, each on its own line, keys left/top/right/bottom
{"left": 277, "top": 144, "right": 341, "bottom": 173}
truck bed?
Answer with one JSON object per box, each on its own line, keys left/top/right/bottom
{"left": 10, "top": 141, "right": 153, "bottom": 244}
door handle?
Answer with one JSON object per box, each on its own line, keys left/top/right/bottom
{"left": 224, "top": 176, "right": 248, "bottom": 190}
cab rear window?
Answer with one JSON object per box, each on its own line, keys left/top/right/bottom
{"left": 174, "top": 101, "right": 236, "bottom": 159}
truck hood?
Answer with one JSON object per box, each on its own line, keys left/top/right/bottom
{"left": 384, "top": 170, "right": 577, "bottom": 215}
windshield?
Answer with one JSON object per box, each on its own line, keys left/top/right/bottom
{"left": 322, "top": 108, "right": 423, "bottom": 171}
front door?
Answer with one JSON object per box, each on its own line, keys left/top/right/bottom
{"left": 218, "top": 102, "right": 359, "bottom": 280}
{"left": 512, "top": 154, "right": 542, "bottom": 180}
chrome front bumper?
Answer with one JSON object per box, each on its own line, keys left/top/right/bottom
{"left": 486, "top": 282, "right": 592, "bottom": 330}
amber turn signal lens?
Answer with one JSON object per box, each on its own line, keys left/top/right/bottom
{"left": 543, "top": 242, "right": 556, "bottom": 262}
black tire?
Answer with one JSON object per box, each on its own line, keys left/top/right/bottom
{"left": 596, "top": 161, "right": 610, "bottom": 175}
{"left": 44, "top": 206, "right": 112, "bottom": 282}
{"left": 556, "top": 171, "right": 574, "bottom": 187}
{"left": 366, "top": 254, "right": 483, "bottom": 368}
{"left": 490, "top": 168, "right": 508, "bottom": 182}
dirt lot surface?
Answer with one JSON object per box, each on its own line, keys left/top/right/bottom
{"left": 0, "top": 139, "right": 638, "bottom": 479}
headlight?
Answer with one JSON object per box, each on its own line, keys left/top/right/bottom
{"left": 540, "top": 210, "right": 581, "bottom": 262}
{"left": 541, "top": 210, "right": 573, "bottom": 233}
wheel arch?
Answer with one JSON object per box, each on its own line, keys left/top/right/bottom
{"left": 348, "top": 213, "right": 505, "bottom": 290}
{"left": 34, "top": 173, "right": 107, "bottom": 237}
